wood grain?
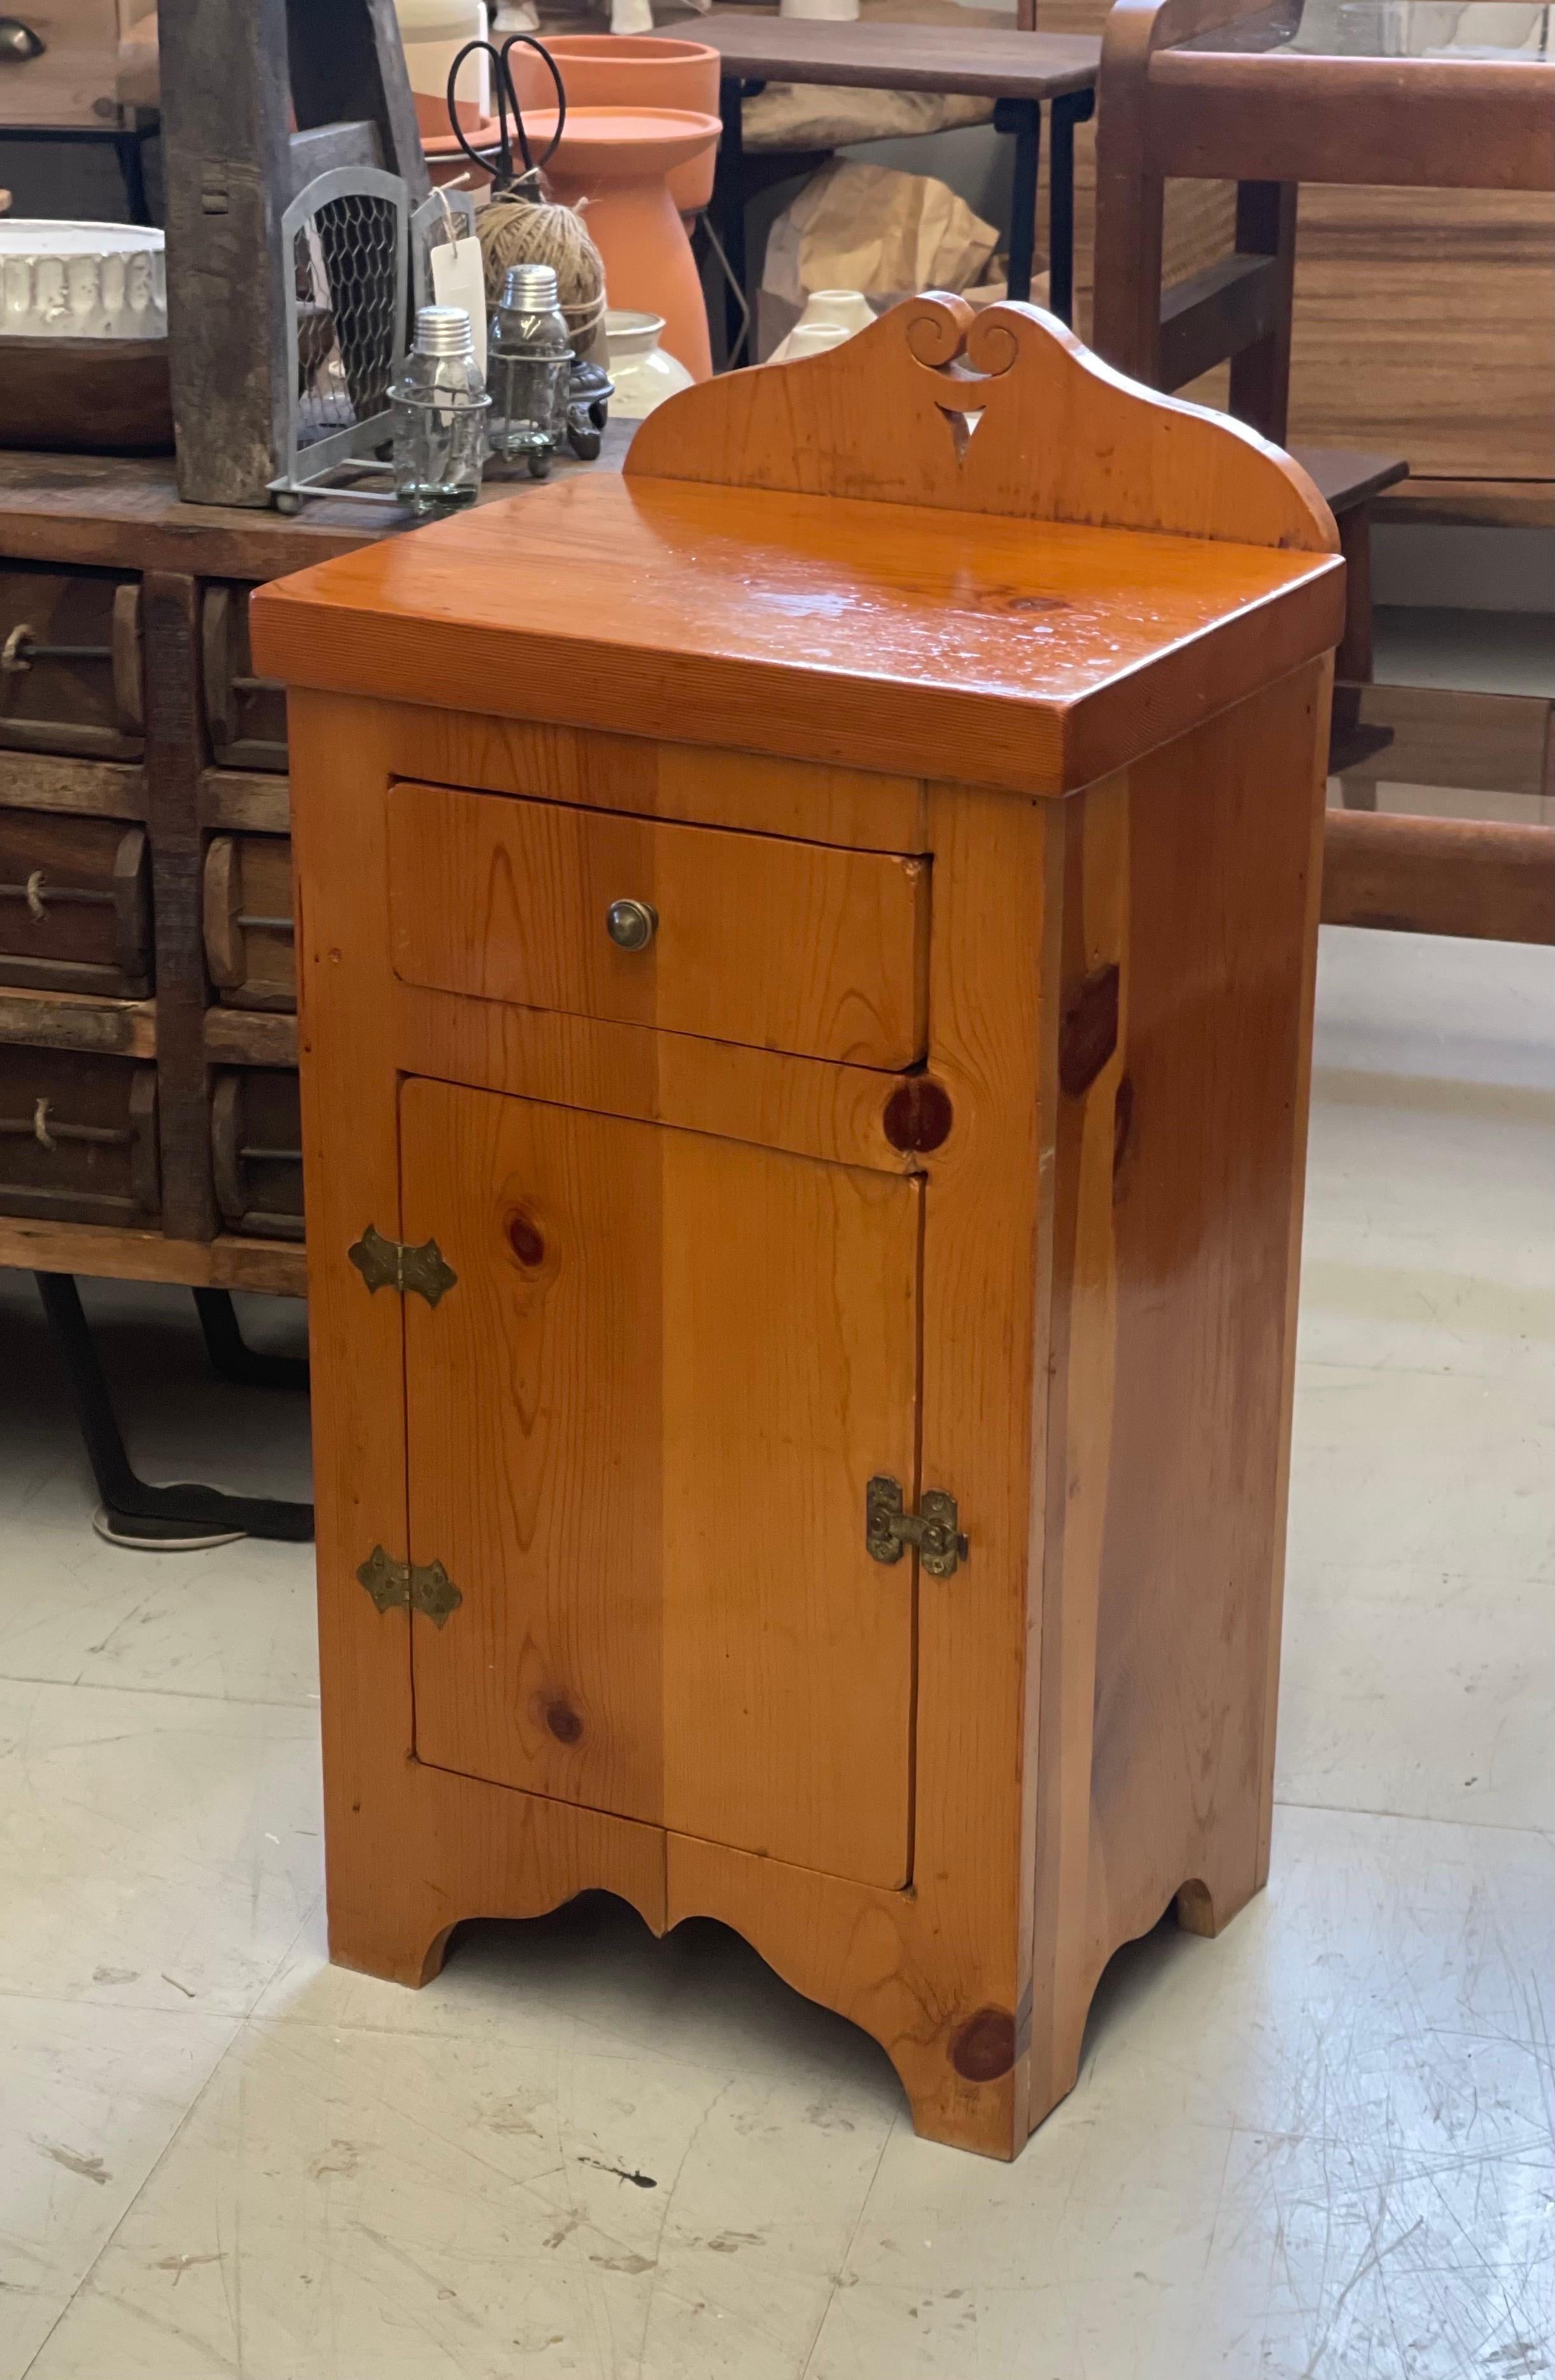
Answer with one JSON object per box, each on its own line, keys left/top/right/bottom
{"left": 141, "top": 571, "right": 216, "bottom": 1242}
{"left": 204, "top": 1008, "right": 299, "bottom": 1067}
{"left": 0, "top": 753, "right": 147, "bottom": 823}
{"left": 1290, "top": 187, "right": 1554, "bottom": 482}
{"left": 251, "top": 475, "right": 1341, "bottom": 805}
{"left": 273, "top": 301, "right": 1337, "bottom": 2153}
{"left": 289, "top": 691, "right": 668, "bottom": 1979}
{"left": 0, "top": 984, "right": 156, "bottom": 1060}
{"left": 698, "top": 17, "right": 1099, "bottom": 95}
{"left": 199, "top": 771, "right": 292, "bottom": 835}
{"left": 202, "top": 832, "right": 296, "bottom": 1012}
{"left": 395, "top": 981, "right": 915, "bottom": 1178}
{"left": 387, "top": 782, "right": 927, "bottom": 1070}
{"left": 1332, "top": 685, "right": 1552, "bottom": 801}
{"left": 405, "top": 1083, "right": 920, "bottom": 1886}
{"left": 1146, "top": 52, "right": 1555, "bottom": 192}
{"left": 1323, "top": 810, "right": 1555, "bottom": 943}
{"left": 1069, "top": 661, "right": 1326, "bottom": 1998}
{"left": 668, "top": 783, "right": 1060, "bottom": 2155}
{"left": 0, "top": 1211, "right": 306, "bottom": 1292}
{"left": 628, "top": 293, "right": 1335, "bottom": 551}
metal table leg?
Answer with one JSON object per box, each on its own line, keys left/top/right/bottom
{"left": 36, "top": 1272, "right": 314, "bottom": 1549}
{"left": 713, "top": 75, "right": 751, "bottom": 365}
{"left": 194, "top": 1287, "right": 310, "bottom": 1393}
{"left": 1048, "top": 88, "right": 1094, "bottom": 328}
{"left": 995, "top": 97, "right": 1042, "bottom": 307}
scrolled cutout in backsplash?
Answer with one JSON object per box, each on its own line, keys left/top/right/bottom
{"left": 626, "top": 292, "right": 1337, "bottom": 556}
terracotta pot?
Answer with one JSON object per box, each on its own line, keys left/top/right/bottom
{"left": 508, "top": 38, "right": 721, "bottom": 214}
{"left": 521, "top": 108, "right": 720, "bottom": 382}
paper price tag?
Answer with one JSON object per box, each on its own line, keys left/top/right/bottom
{"left": 430, "top": 234, "right": 488, "bottom": 376}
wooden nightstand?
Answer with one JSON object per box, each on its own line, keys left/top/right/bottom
{"left": 251, "top": 297, "right": 1342, "bottom": 2158}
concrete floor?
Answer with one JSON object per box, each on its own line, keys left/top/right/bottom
{"left": 0, "top": 923, "right": 1550, "bottom": 2379}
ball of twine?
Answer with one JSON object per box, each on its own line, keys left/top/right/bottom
{"left": 479, "top": 195, "right": 608, "bottom": 359}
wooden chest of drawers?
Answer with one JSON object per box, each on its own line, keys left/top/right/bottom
{"left": 253, "top": 299, "right": 1342, "bottom": 2158}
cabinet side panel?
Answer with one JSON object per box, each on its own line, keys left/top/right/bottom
{"left": 1035, "top": 659, "right": 1329, "bottom": 2101}
{"left": 292, "top": 691, "right": 666, "bottom": 1984}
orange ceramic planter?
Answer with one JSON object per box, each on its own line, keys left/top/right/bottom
{"left": 521, "top": 108, "right": 720, "bottom": 382}
{"left": 509, "top": 37, "right": 722, "bottom": 214}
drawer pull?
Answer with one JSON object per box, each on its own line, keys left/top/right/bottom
{"left": 605, "top": 897, "right": 658, "bottom": 952}
{"left": 1, "top": 624, "right": 114, "bottom": 674}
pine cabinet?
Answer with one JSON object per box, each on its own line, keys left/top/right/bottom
{"left": 252, "top": 297, "right": 1343, "bottom": 2157}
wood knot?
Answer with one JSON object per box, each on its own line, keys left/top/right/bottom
{"left": 543, "top": 1698, "right": 584, "bottom": 1746}
{"left": 882, "top": 1077, "right": 953, "bottom": 1155}
{"left": 506, "top": 1211, "right": 546, "bottom": 1268}
{"left": 1059, "top": 963, "right": 1120, "bottom": 1100}
{"left": 950, "top": 2005, "right": 1016, "bottom": 2082}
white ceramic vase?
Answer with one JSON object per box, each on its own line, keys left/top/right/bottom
{"left": 0, "top": 222, "right": 166, "bottom": 340}
{"left": 768, "top": 288, "right": 876, "bottom": 364}
{"left": 604, "top": 310, "right": 696, "bottom": 418}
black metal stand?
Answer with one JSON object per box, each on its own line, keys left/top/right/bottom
{"left": 0, "top": 114, "right": 160, "bottom": 226}
{"left": 995, "top": 97, "right": 1042, "bottom": 306}
{"left": 708, "top": 80, "right": 1092, "bottom": 366}
{"left": 35, "top": 1272, "right": 314, "bottom": 1548}
{"left": 193, "top": 1286, "right": 311, "bottom": 1392}
{"left": 1047, "top": 88, "right": 1095, "bottom": 326}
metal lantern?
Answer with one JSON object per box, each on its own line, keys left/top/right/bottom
{"left": 487, "top": 261, "right": 572, "bottom": 477}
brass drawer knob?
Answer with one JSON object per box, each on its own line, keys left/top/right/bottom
{"left": 605, "top": 897, "right": 658, "bottom": 952}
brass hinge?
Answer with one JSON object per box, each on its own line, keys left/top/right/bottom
{"left": 355, "top": 1544, "right": 463, "bottom": 1628}
{"left": 348, "top": 1224, "right": 456, "bottom": 1306}
{"left": 866, "top": 1476, "right": 967, "bottom": 1579}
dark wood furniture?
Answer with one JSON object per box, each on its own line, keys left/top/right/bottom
{"left": 1092, "top": 0, "right": 1555, "bottom": 942}
{"left": 701, "top": 19, "right": 1100, "bottom": 351}
{"left": 0, "top": 432, "right": 633, "bottom": 1303}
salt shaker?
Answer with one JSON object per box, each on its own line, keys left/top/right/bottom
{"left": 487, "top": 262, "right": 573, "bottom": 478}
{"left": 389, "top": 305, "right": 491, "bottom": 514}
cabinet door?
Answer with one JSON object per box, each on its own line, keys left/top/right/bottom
{"left": 401, "top": 1078, "right": 921, "bottom": 1890}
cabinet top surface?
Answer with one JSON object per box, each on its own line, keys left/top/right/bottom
{"left": 251, "top": 298, "right": 1344, "bottom": 795}
{"left": 253, "top": 475, "right": 1337, "bottom": 795}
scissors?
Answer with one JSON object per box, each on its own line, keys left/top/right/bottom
{"left": 445, "top": 34, "right": 568, "bottom": 199}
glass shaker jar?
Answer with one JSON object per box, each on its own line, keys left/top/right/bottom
{"left": 388, "top": 305, "right": 491, "bottom": 515}
{"left": 487, "top": 262, "right": 573, "bottom": 479}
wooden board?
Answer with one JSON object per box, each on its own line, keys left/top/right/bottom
{"left": 402, "top": 1081, "right": 922, "bottom": 1889}
{"left": 1290, "top": 186, "right": 1555, "bottom": 483}
{"left": 0, "top": 984, "right": 156, "bottom": 1060}
{"left": 1323, "top": 810, "right": 1555, "bottom": 942}
{"left": 0, "top": 1212, "right": 305, "bottom": 1292}
{"left": 386, "top": 782, "right": 929, "bottom": 1071}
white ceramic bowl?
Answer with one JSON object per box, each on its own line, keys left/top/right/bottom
{"left": 604, "top": 309, "right": 696, "bottom": 418}
{"left": 0, "top": 222, "right": 167, "bottom": 340}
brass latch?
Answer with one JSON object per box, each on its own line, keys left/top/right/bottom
{"left": 866, "top": 1476, "right": 967, "bottom": 1579}
{"left": 356, "top": 1544, "right": 463, "bottom": 1627}
{"left": 348, "top": 1224, "right": 457, "bottom": 1306}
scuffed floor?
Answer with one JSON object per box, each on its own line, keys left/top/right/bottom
{"left": 1, "top": 924, "right": 1550, "bottom": 2379}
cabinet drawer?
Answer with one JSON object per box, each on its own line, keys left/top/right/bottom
{"left": 0, "top": 1047, "right": 158, "bottom": 1225}
{"left": 388, "top": 781, "right": 930, "bottom": 1069}
{"left": 203, "top": 832, "right": 295, "bottom": 1011}
{"left": 0, "top": 564, "right": 143, "bottom": 760}
{"left": 0, "top": 811, "right": 150, "bottom": 997}
{"left": 212, "top": 1067, "right": 304, "bottom": 1240}
{"left": 201, "top": 584, "right": 288, "bottom": 771}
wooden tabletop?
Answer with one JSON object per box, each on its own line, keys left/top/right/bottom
{"left": 251, "top": 468, "right": 1339, "bottom": 799}
{"left": 699, "top": 17, "right": 1100, "bottom": 99}
{"left": 0, "top": 425, "right": 635, "bottom": 580}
